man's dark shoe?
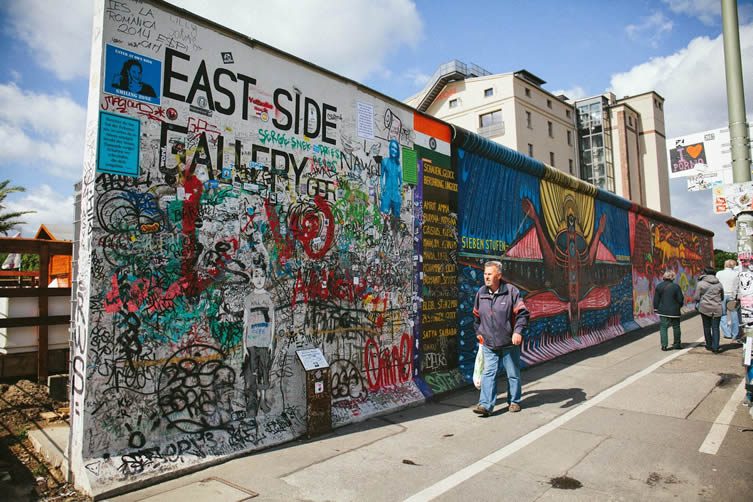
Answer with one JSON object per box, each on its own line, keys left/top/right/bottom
{"left": 509, "top": 403, "right": 522, "bottom": 412}
{"left": 672, "top": 344, "right": 682, "bottom": 350}
{"left": 661, "top": 346, "right": 669, "bottom": 351}
{"left": 473, "top": 405, "right": 491, "bottom": 417}
{"left": 713, "top": 348, "right": 722, "bottom": 353}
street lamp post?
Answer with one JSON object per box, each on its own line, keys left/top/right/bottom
{"left": 721, "top": 0, "right": 752, "bottom": 402}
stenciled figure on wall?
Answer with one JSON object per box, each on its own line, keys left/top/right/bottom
{"left": 179, "top": 155, "right": 206, "bottom": 295}
{"left": 242, "top": 254, "right": 276, "bottom": 415}
{"left": 112, "top": 59, "right": 157, "bottom": 97}
{"left": 378, "top": 139, "right": 403, "bottom": 235}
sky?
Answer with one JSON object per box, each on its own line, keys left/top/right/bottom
{"left": 1, "top": 0, "right": 752, "bottom": 251}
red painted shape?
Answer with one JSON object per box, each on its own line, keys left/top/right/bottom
{"left": 363, "top": 333, "right": 413, "bottom": 391}
{"left": 505, "top": 227, "right": 543, "bottom": 259}
{"left": 289, "top": 195, "right": 335, "bottom": 260}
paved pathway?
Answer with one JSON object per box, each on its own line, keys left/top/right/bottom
{"left": 98, "top": 317, "right": 752, "bottom": 501}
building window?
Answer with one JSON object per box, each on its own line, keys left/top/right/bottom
{"left": 526, "top": 111, "right": 532, "bottom": 129}
{"left": 566, "top": 109, "right": 571, "bottom": 118}
{"left": 479, "top": 109, "right": 502, "bottom": 128}
{"left": 569, "top": 158, "right": 574, "bottom": 174}
{"left": 449, "top": 98, "right": 458, "bottom": 109}
{"left": 550, "top": 152, "right": 555, "bottom": 166}
{"left": 548, "top": 121, "right": 553, "bottom": 138}
{"left": 567, "top": 130, "right": 572, "bottom": 146}
{"left": 628, "top": 116, "right": 633, "bottom": 127}
{"left": 547, "top": 99, "right": 552, "bottom": 109}
{"left": 528, "top": 143, "right": 534, "bottom": 157}
{"left": 576, "top": 97, "right": 616, "bottom": 194}
{"left": 484, "top": 88, "right": 494, "bottom": 97}
{"left": 525, "top": 87, "right": 531, "bottom": 97}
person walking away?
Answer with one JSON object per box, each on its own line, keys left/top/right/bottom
{"left": 716, "top": 259, "right": 740, "bottom": 341}
{"left": 694, "top": 267, "right": 724, "bottom": 353}
{"left": 653, "top": 269, "right": 684, "bottom": 350}
{"left": 472, "top": 260, "right": 530, "bottom": 417}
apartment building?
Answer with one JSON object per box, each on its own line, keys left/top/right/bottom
{"left": 407, "top": 61, "right": 671, "bottom": 214}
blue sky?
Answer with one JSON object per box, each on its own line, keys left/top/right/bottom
{"left": 1, "top": 0, "right": 752, "bottom": 251}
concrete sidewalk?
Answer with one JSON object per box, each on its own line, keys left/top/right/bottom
{"left": 36, "top": 317, "right": 753, "bottom": 501}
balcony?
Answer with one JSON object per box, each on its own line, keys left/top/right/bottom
{"left": 478, "top": 121, "right": 505, "bottom": 139}
{"left": 416, "top": 60, "right": 492, "bottom": 112}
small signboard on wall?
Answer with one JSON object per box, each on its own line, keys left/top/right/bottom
{"left": 296, "top": 348, "right": 328, "bottom": 371}
{"left": 97, "top": 111, "right": 140, "bottom": 177}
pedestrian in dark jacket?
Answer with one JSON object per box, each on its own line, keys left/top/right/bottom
{"left": 472, "top": 260, "right": 529, "bottom": 417}
{"left": 694, "top": 267, "right": 724, "bottom": 352}
{"left": 654, "top": 269, "right": 684, "bottom": 351}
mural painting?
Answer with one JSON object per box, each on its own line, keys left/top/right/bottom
{"left": 630, "top": 213, "right": 711, "bottom": 326}
{"left": 454, "top": 137, "right": 713, "bottom": 380}
{"left": 413, "top": 115, "right": 460, "bottom": 394}
{"left": 456, "top": 148, "right": 633, "bottom": 376}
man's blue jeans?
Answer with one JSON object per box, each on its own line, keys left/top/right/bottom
{"left": 479, "top": 344, "right": 521, "bottom": 412}
{"left": 721, "top": 295, "right": 740, "bottom": 340}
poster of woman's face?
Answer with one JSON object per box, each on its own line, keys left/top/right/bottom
{"left": 104, "top": 44, "right": 162, "bottom": 105}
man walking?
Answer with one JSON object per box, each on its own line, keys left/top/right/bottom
{"left": 716, "top": 259, "right": 740, "bottom": 341}
{"left": 653, "top": 269, "right": 685, "bottom": 350}
{"left": 473, "top": 261, "right": 530, "bottom": 417}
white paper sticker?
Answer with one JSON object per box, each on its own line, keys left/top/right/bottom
{"left": 356, "top": 101, "right": 374, "bottom": 139}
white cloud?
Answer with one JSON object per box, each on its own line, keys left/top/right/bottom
{"left": 625, "top": 12, "right": 674, "bottom": 47}
{"left": 4, "top": 0, "right": 422, "bottom": 82}
{"left": 550, "top": 86, "right": 588, "bottom": 100}
{"left": 661, "top": 0, "right": 720, "bottom": 25}
{"left": 4, "top": 185, "right": 75, "bottom": 238}
{"left": 0, "top": 83, "right": 86, "bottom": 179}
{"left": 169, "top": 0, "right": 423, "bottom": 81}
{"left": 609, "top": 24, "right": 753, "bottom": 138}
{"left": 403, "top": 69, "right": 431, "bottom": 89}
{"left": 6, "top": 0, "right": 93, "bottom": 80}
{"left": 610, "top": 25, "right": 753, "bottom": 244}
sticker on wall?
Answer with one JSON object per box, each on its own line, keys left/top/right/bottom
{"left": 669, "top": 141, "right": 707, "bottom": 176}
{"left": 402, "top": 147, "right": 418, "bottom": 185}
{"left": 97, "top": 111, "right": 141, "bottom": 177}
{"left": 356, "top": 102, "right": 375, "bottom": 139}
{"left": 103, "top": 44, "right": 162, "bottom": 105}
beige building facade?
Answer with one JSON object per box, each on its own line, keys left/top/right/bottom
{"left": 407, "top": 61, "right": 671, "bottom": 215}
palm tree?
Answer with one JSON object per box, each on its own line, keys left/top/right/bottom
{"left": 0, "top": 180, "right": 34, "bottom": 235}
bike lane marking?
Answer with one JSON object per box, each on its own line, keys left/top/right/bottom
{"left": 699, "top": 377, "right": 746, "bottom": 455}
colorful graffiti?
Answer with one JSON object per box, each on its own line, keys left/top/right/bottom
{"left": 72, "top": 0, "right": 436, "bottom": 492}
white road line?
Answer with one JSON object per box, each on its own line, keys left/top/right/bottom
{"left": 404, "top": 337, "right": 705, "bottom": 502}
{"left": 699, "top": 378, "right": 746, "bottom": 455}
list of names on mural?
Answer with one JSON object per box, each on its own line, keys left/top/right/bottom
{"left": 421, "top": 160, "right": 458, "bottom": 372}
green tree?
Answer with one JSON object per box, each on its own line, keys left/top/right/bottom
{"left": 714, "top": 248, "right": 737, "bottom": 271}
{"left": 0, "top": 179, "right": 34, "bottom": 235}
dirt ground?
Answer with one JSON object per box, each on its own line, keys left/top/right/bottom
{"left": 0, "top": 379, "right": 89, "bottom": 501}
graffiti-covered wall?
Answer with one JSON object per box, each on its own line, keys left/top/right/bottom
{"left": 453, "top": 130, "right": 713, "bottom": 380}
{"left": 73, "top": 1, "right": 713, "bottom": 495}
{"left": 72, "top": 0, "right": 457, "bottom": 494}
